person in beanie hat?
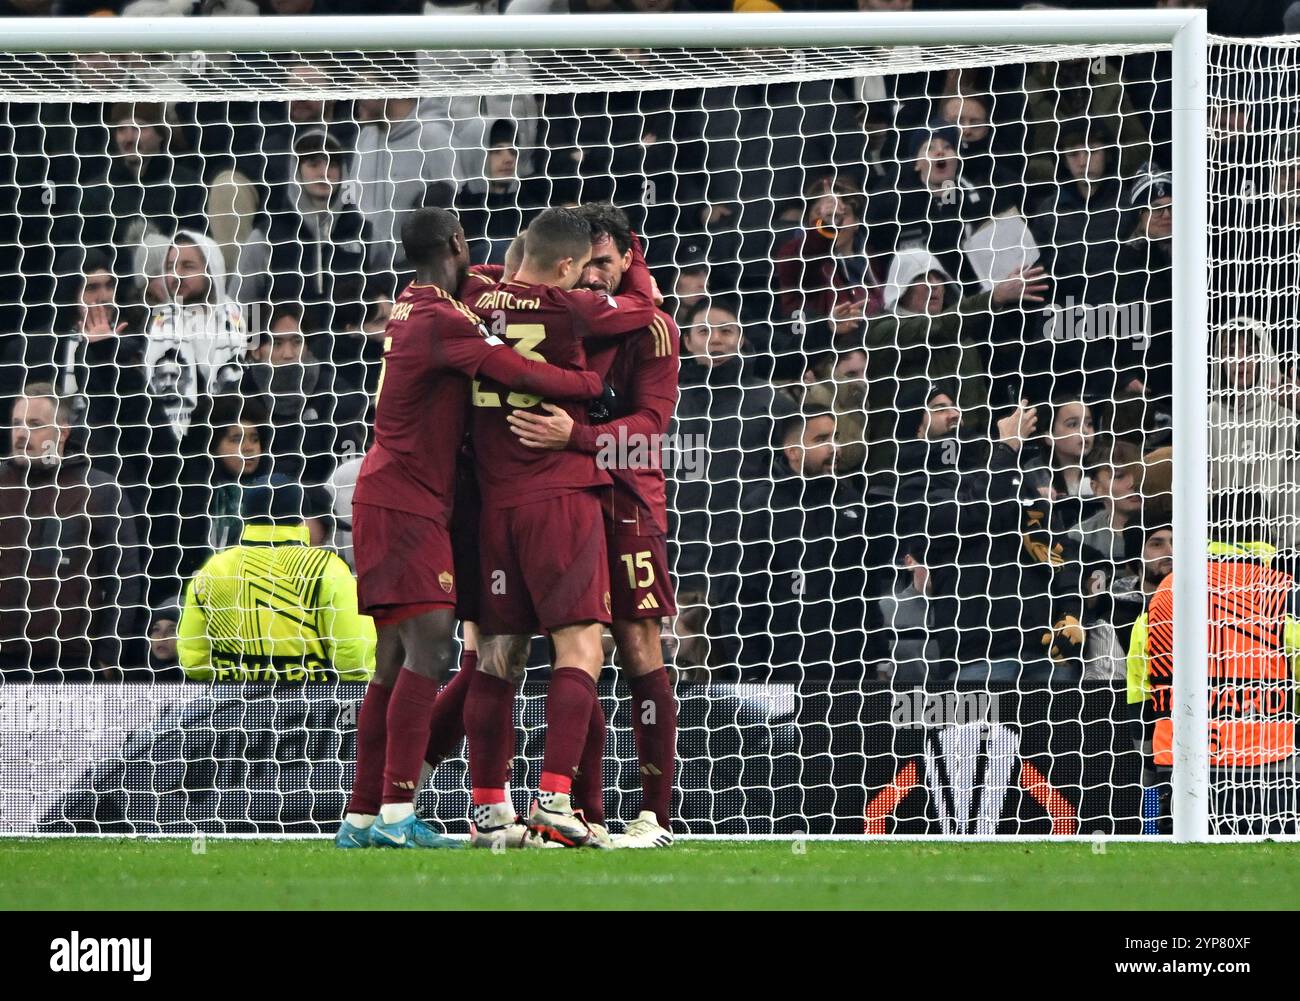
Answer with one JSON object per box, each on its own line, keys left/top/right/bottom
{"left": 1110, "top": 164, "right": 1174, "bottom": 428}
{"left": 266, "top": 126, "right": 375, "bottom": 338}
{"left": 1125, "top": 167, "right": 1173, "bottom": 240}
{"left": 148, "top": 598, "right": 183, "bottom": 679}
{"left": 894, "top": 378, "right": 961, "bottom": 446}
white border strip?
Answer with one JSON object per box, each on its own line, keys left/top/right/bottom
{"left": 0, "top": 10, "right": 1197, "bottom": 54}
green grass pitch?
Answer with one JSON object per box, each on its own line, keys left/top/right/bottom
{"left": 3, "top": 839, "right": 1300, "bottom": 909}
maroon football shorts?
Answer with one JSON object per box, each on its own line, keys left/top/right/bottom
{"left": 477, "top": 490, "right": 612, "bottom": 636}
{"left": 352, "top": 502, "right": 457, "bottom": 621}
{"left": 607, "top": 532, "right": 677, "bottom": 620}
{"left": 449, "top": 461, "right": 482, "bottom": 624}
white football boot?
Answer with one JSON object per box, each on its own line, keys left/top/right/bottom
{"left": 470, "top": 801, "right": 543, "bottom": 849}
{"left": 525, "top": 792, "right": 592, "bottom": 848}
{"left": 612, "top": 811, "right": 674, "bottom": 848}
{"left": 582, "top": 818, "right": 614, "bottom": 850}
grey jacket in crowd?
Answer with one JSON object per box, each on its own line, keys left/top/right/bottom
{"left": 875, "top": 578, "right": 942, "bottom": 685}
{"left": 348, "top": 101, "right": 458, "bottom": 275}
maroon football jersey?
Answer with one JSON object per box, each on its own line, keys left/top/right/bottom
{"left": 573, "top": 310, "right": 680, "bottom": 536}
{"left": 353, "top": 281, "right": 601, "bottom": 524}
{"left": 467, "top": 279, "right": 658, "bottom": 509}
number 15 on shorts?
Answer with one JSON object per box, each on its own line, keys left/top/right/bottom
{"left": 621, "top": 551, "right": 655, "bottom": 589}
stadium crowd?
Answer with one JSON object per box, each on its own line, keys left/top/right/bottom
{"left": 0, "top": 0, "right": 1295, "bottom": 685}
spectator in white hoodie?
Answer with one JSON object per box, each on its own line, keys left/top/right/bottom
{"left": 329, "top": 452, "right": 364, "bottom": 572}
{"left": 861, "top": 245, "right": 1045, "bottom": 471}
{"left": 143, "top": 229, "right": 249, "bottom": 444}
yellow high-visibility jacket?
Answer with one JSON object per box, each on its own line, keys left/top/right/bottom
{"left": 178, "top": 523, "right": 376, "bottom": 682}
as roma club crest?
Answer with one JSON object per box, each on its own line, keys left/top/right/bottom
{"left": 438, "top": 571, "right": 454, "bottom": 594}
{"left": 603, "top": 591, "right": 612, "bottom": 615}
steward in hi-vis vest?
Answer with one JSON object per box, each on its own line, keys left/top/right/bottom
{"left": 1129, "top": 540, "right": 1300, "bottom": 768}
{"left": 1127, "top": 540, "right": 1300, "bottom": 833}
{"left": 178, "top": 482, "right": 375, "bottom": 682}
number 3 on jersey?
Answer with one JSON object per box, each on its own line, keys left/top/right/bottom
{"left": 472, "top": 324, "right": 547, "bottom": 408}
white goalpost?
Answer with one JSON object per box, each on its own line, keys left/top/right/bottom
{"left": 0, "top": 7, "right": 1266, "bottom": 844}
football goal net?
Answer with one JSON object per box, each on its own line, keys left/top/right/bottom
{"left": 1, "top": 8, "right": 1292, "bottom": 842}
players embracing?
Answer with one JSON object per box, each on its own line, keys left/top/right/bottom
{"left": 505, "top": 204, "right": 680, "bottom": 848}
{"left": 338, "top": 203, "right": 681, "bottom": 850}
{"left": 461, "top": 206, "right": 674, "bottom": 849}
{"left": 336, "top": 207, "right": 609, "bottom": 849}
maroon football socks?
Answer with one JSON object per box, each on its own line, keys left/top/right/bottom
{"left": 538, "top": 667, "right": 598, "bottom": 797}
{"left": 628, "top": 668, "right": 676, "bottom": 825}
{"left": 424, "top": 650, "right": 476, "bottom": 769}
{"left": 465, "top": 669, "right": 518, "bottom": 805}
{"left": 346, "top": 681, "right": 392, "bottom": 816}
{"left": 571, "top": 693, "right": 607, "bottom": 826}
{"left": 381, "top": 668, "right": 442, "bottom": 805}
